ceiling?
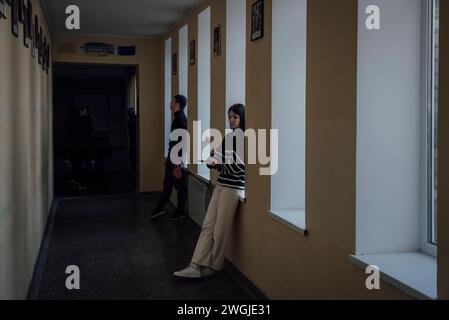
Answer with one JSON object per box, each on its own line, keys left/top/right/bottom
{"left": 41, "top": 0, "right": 203, "bottom": 37}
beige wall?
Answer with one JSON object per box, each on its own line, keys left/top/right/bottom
{"left": 162, "top": 0, "right": 449, "bottom": 299}
{"left": 438, "top": 0, "right": 449, "bottom": 300}
{"left": 0, "top": 0, "right": 53, "bottom": 299}
{"left": 52, "top": 34, "right": 164, "bottom": 192}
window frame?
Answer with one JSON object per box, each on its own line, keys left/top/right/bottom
{"left": 269, "top": 0, "right": 308, "bottom": 234}
{"left": 179, "top": 24, "right": 189, "bottom": 115}
{"left": 164, "top": 38, "right": 173, "bottom": 158}
{"left": 197, "top": 6, "right": 212, "bottom": 179}
{"left": 420, "top": 0, "right": 439, "bottom": 257}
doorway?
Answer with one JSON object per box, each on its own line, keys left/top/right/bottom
{"left": 52, "top": 63, "right": 139, "bottom": 197}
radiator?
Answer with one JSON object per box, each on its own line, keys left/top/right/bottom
{"left": 188, "top": 174, "right": 211, "bottom": 227}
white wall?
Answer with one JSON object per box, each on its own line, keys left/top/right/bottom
{"left": 198, "top": 7, "right": 211, "bottom": 176}
{"left": 356, "top": 0, "right": 423, "bottom": 254}
{"left": 271, "top": 0, "right": 307, "bottom": 211}
{"left": 179, "top": 25, "right": 189, "bottom": 115}
{"left": 226, "top": 0, "right": 246, "bottom": 127}
{"left": 164, "top": 38, "right": 172, "bottom": 157}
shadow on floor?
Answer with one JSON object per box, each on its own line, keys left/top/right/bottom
{"left": 35, "top": 195, "right": 251, "bottom": 300}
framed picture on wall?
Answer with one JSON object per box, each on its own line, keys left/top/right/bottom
{"left": 31, "top": 21, "right": 36, "bottom": 57}
{"left": 213, "top": 25, "right": 221, "bottom": 56}
{"left": 251, "top": 0, "right": 264, "bottom": 41}
{"left": 46, "top": 44, "right": 50, "bottom": 73}
{"left": 23, "top": 2, "right": 30, "bottom": 47}
{"left": 32, "top": 14, "right": 38, "bottom": 58}
{"left": 38, "top": 26, "right": 43, "bottom": 65}
{"left": 0, "top": 0, "right": 7, "bottom": 19}
{"left": 189, "top": 40, "right": 195, "bottom": 66}
{"left": 42, "top": 36, "right": 47, "bottom": 70}
{"left": 18, "top": 0, "right": 23, "bottom": 23}
{"left": 172, "top": 53, "right": 177, "bottom": 75}
{"left": 11, "top": 0, "right": 19, "bottom": 37}
{"left": 27, "top": 0, "right": 32, "bottom": 38}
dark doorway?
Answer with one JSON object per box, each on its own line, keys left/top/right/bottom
{"left": 53, "top": 63, "right": 139, "bottom": 197}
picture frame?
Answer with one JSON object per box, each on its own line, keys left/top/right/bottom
{"left": 33, "top": 14, "right": 39, "bottom": 58}
{"left": 0, "top": 0, "right": 7, "bottom": 19}
{"left": 213, "top": 25, "right": 221, "bottom": 56}
{"left": 27, "top": 0, "right": 32, "bottom": 39}
{"left": 42, "top": 36, "right": 47, "bottom": 71}
{"left": 46, "top": 44, "right": 50, "bottom": 73}
{"left": 172, "top": 53, "right": 177, "bottom": 75}
{"left": 38, "top": 26, "right": 43, "bottom": 65}
{"left": 11, "top": 0, "right": 19, "bottom": 37}
{"left": 251, "top": 0, "right": 264, "bottom": 41}
{"left": 31, "top": 20, "right": 36, "bottom": 57}
{"left": 23, "top": 2, "right": 30, "bottom": 47}
{"left": 189, "top": 40, "right": 195, "bottom": 66}
{"left": 18, "top": 0, "right": 23, "bottom": 23}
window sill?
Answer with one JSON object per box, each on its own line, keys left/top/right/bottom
{"left": 349, "top": 252, "right": 437, "bottom": 300}
{"left": 268, "top": 210, "right": 307, "bottom": 236}
{"left": 192, "top": 172, "right": 211, "bottom": 184}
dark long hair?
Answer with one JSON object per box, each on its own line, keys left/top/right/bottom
{"left": 228, "top": 103, "right": 245, "bottom": 131}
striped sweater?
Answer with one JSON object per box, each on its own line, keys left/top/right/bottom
{"left": 209, "top": 134, "right": 246, "bottom": 190}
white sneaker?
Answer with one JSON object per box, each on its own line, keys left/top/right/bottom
{"left": 173, "top": 263, "right": 201, "bottom": 279}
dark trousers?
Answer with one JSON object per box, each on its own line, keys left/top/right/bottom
{"left": 71, "top": 148, "right": 87, "bottom": 183}
{"left": 155, "top": 160, "right": 187, "bottom": 214}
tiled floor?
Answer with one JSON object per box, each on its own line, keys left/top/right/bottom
{"left": 36, "top": 195, "right": 250, "bottom": 300}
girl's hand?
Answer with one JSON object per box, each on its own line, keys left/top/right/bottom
{"left": 206, "top": 158, "right": 218, "bottom": 167}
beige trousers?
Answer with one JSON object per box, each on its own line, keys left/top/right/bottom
{"left": 191, "top": 184, "right": 243, "bottom": 271}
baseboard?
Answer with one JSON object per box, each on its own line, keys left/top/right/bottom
{"left": 138, "top": 191, "right": 161, "bottom": 198}
{"left": 26, "top": 198, "right": 60, "bottom": 300}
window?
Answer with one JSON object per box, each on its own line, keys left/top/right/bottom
{"left": 353, "top": 0, "right": 438, "bottom": 299}
{"left": 197, "top": 7, "right": 211, "bottom": 179}
{"left": 426, "top": 0, "right": 439, "bottom": 246}
{"left": 179, "top": 25, "right": 189, "bottom": 115}
{"left": 225, "top": 0, "right": 247, "bottom": 198}
{"left": 226, "top": 0, "right": 246, "bottom": 129}
{"left": 421, "top": 0, "right": 439, "bottom": 256}
{"left": 270, "top": 0, "right": 307, "bottom": 233}
{"left": 164, "top": 38, "right": 172, "bottom": 157}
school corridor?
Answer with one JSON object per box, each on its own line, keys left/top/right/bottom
{"left": 0, "top": 0, "right": 448, "bottom": 300}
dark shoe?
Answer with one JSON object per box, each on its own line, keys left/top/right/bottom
{"left": 73, "top": 183, "right": 88, "bottom": 190}
{"left": 150, "top": 208, "right": 166, "bottom": 221}
{"left": 168, "top": 212, "right": 187, "bottom": 221}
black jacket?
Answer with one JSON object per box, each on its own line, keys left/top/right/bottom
{"left": 167, "top": 109, "right": 188, "bottom": 160}
{"left": 66, "top": 115, "right": 94, "bottom": 151}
